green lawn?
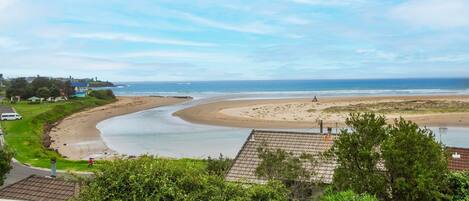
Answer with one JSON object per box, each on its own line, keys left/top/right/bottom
{"left": 0, "top": 98, "right": 115, "bottom": 171}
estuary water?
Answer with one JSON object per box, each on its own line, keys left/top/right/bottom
{"left": 97, "top": 78, "right": 469, "bottom": 158}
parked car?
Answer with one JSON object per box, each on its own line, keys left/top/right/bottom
{"left": 0, "top": 113, "right": 22, "bottom": 121}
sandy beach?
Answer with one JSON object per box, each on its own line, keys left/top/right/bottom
{"left": 174, "top": 95, "right": 469, "bottom": 129}
{"left": 49, "top": 96, "right": 191, "bottom": 160}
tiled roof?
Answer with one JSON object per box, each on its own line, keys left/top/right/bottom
{"left": 447, "top": 147, "right": 469, "bottom": 171}
{"left": 226, "top": 130, "right": 337, "bottom": 184}
{"left": 0, "top": 175, "right": 80, "bottom": 201}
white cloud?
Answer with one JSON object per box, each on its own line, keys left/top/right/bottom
{"left": 0, "top": 0, "right": 47, "bottom": 27}
{"left": 291, "top": 0, "right": 365, "bottom": 6}
{"left": 174, "top": 11, "right": 276, "bottom": 35}
{"left": 70, "top": 33, "right": 217, "bottom": 47}
{"left": 355, "top": 48, "right": 397, "bottom": 60}
{"left": 121, "top": 50, "right": 244, "bottom": 62}
{"left": 390, "top": 0, "right": 469, "bottom": 28}
{"left": 426, "top": 54, "right": 469, "bottom": 62}
{"left": 0, "top": 37, "right": 17, "bottom": 48}
{"left": 0, "top": 36, "right": 28, "bottom": 51}
{"left": 284, "top": 16, "right": 310, "bottom": 25}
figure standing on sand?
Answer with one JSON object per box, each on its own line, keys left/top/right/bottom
{"left": 88, "top": 157, "right": 94, "bottom": 168}
{"left": 312, "top": 96, "right": 318, "bottom": 102}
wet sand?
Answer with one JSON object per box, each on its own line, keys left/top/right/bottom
{"left": 174, "top": 95, "right": 469, "bottom": 129}
{"left": 49, "top": 96, "right": 191, "bottom": 160}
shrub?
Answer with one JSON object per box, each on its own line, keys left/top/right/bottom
{"left": 445, "top": 171, "right": 469, "bottom": 201}
{"left": 88, "top": 89, "right": 116, "bottom": 100}
{"left": 320, "top": 190, "right": 378, "bottom": 201}
{"left": 74, "top": 156, "right": 290, "bottom": 201}
{"left": 205, "top": 154, "right": 232, "bottom": 176}
{"left": 0, "top": 147, "right": 14, "bottom": 186}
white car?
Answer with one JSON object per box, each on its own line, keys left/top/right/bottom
{"left": 0, "top": 113, "right": 22, "bottom": 121}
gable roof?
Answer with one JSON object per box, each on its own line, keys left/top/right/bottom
{"left": 447, "top": 147, "right": 469, "bottom": 171}
{"left": 27, "top": 96, "right": 41, "bottom": 101}
{"left": 0, "top": 175, "right": 80, "bottom": 201}
{"left": 226, "top": 130, "right": 337, "bottom": 184}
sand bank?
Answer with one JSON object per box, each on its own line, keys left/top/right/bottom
{"left": 174, "top": 95, "right": 469, "bottom": 129}
{"left": 50, "top": 96, "right": 191, "bottom": 160}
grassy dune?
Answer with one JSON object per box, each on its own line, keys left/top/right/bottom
{"left": 323, "top": 100, "right": 469, "bottom": 114}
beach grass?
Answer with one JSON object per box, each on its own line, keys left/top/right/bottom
{"left": 0, "top": 98, "right": 115, "bottom": 171}
{"left": 323, "top": 100, "right": 469, "bottom": 114}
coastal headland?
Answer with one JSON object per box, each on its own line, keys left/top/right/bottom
{"left": 49, "top": 96, "right": 191, "bottom": 160}
{"left": 174, "top": 95, "right": 469, "bottom": 129}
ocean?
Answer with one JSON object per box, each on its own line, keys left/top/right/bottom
{"left": 97, "top": 78, "right": 469, "bottom": 158}
{"left": 111, "top": 78, "right": 469, "bottom": 97}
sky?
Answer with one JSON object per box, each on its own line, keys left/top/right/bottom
{"left": 0, "top": 0, "right": 469, "bottom": 81}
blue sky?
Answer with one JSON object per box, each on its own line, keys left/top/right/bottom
{"left": 0, "top": 0, "right": 469, "bottom": 81}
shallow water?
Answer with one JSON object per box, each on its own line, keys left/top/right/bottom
{"left": 97, "top": 95, "right": 469, "bottom": 159}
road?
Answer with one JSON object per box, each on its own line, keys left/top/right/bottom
{"left": 0, "top": 105, "right": 13, "bottom": 114}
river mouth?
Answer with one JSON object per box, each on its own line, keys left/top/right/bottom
{"left": 97, "top": 94, "right": 469, "bottom": 159}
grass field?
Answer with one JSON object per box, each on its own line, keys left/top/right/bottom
{"left": 324, "top": 100, "right": 469, "bottom": 114}
{"left": 0, "top": 97, "right": 115, "bottom": 171}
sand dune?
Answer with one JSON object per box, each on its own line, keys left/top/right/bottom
{"left": 174, "top": 95, "right": 469, "bottom": 129}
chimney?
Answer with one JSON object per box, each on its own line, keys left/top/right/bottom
{"left": 50, "top": 158, "right": 57, "bottom": 178}
{"left": 452, "top": 152, "right": 461, "bottom": 159}
{"left": 319, "top": 120, "right": 323, "bottom": 133}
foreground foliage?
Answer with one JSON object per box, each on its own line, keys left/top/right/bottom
{"left": 0, "top": 147, "right": 13, "bottom": 186}
{"left": 256, "top": 145, "right": 320, "bottom": 200}
{"left": 205, "top": 154, "right": 232, "bottom": 176}
{"left": 74, "top": 156, "right": 290, "bottom": 201}
{"left": 1, "top": 97, "right": 115, "bottom": 170}
{"left": 329, "top": 113, "right": 448, "bottom": 201}
{"left": 320, "top": 190, "right": 378, "bottom": 201}
{"left": 445, "top": 171, "right": 469, "bottom": 201}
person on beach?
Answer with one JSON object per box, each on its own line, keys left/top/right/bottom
{"left": 88, "top": 157, "right": 94, "bottom": 168}
{"left": 312, "top": 96, "right": 318, "bottom": 102}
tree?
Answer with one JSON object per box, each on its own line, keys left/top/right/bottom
{"left": 329, "top": 113, "right": 449, "bottom": 201}
{"left": 36, "top": 87, "right": 50, "bottom": 98}
{"left": 0, "top": 147, "right": 14, "bottom": 186}
{"left": 256, "top": 145, "right": 318, "bottom": 200}
{"left": 382, "top": 118, "right": 448, "bottom": 201}
{"left": 30, "top": 77, "right": 52, "bottom": 92}
{"left": 6, "top": 78, "right": 28, "bottom": 98}
{"left": 63, "top": 81, "right": 75, "bottom": 98}
{"left": 329, "top": 113, "right": 388, "bottom": 198}
{"left": 49, "top": 86, "right": 61, "bottom": 97}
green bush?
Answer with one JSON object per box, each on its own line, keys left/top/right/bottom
{"left": 205, "top": 154, "right": 232, "bottom": 176}
{"left": 88, "top": 89, "right": 115, "bottom": 100}
{"left": 0, "top": 146, "right": 14, "bottom": 186}
{"left": 319, "top": 190, "right": 378, "bottom": 201}
{"left": 74, "top": 156, "right": 290, "bottom": 201}
{"left": 445, "top": 171, "right": 469, "bottom": 201}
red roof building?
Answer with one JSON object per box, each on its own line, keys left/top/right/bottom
{"left": 447, "top": 147, "right": 469, "bottom": 171}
